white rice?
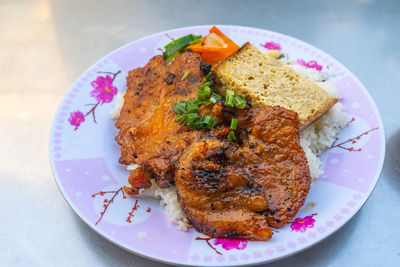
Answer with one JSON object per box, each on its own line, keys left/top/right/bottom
{"left": 139, "top": 180, "right": 190, "bottom": 230}
{"left": 112, "top": 63, "right": 348, "bottom": 231}
{"left": 110, "top": 92, "right": 125, "bottom": 120}
{"left": 293, "top": 65, "right": 349, "bottom": 179}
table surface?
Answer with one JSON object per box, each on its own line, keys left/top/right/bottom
{"left": 1, "top": 0, "right": 399, "bottom": 266}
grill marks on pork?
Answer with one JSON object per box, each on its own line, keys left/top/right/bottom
{"left": 176, "top": 138, "right": 272, "bottom": 240}
{"left": 176, "top": 105, "right": 311, "bottom": 239}
{"left": 115, "top": 55, "right": 167, "bottom": 165}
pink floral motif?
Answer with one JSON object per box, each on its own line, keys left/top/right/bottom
{"left": 297, "top": 59, "right": 323, "bottom": 71}
{"left": 90, "top": 75, "right": 118, "bottom": 104}
{"left": 261, "top": 41, "right": 281, "bottom": 50}
{"left": 329, "top": 118, "right": 379, "bottom": 152}
{"left": 68, "top": 110, "right": 85, "bottom": 130}
{"left": 68, "top": 70, "right": 120, "bottom": 130}
{"left": 213, "top": 238, "right": 248, "bottom": 250}
{"left": 290, "top": 214, "right": 317, "bottom": 232}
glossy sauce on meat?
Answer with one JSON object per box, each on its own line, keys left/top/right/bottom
{"left": 115, "top": 52, "right": 206, "bottom": 193}
{"left": 176, "top": 105, "right": 311, "bottom": 239}
{"left": 176, "top": 138, "right": 272, "bottom": 240}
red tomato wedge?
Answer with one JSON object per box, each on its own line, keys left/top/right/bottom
{"left": 187, "top": 26, "right": 240, "bottom": 65}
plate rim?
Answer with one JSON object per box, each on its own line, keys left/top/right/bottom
{"left": 49, "top": 24, "right": 386, "bottom": 266}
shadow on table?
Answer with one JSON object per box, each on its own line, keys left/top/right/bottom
{"left": 73, "top": 208, "right": 362, "bottom": 267}
{"left": 384, "top": 130, "right": 400, "bottom": 189}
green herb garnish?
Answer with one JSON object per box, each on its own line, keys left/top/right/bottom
{"left": 197, "top": 86, "right": 212, "bottom": 101}
{"left": 202, "top": 115, "right": 217, "bottom": 129}
{"left": 187, "top": 98, "right": 200, "bottom": 105}
{"left": 186, "top": 113, "right": 200, "bottom": 123}
{"left": 203, "top": 72, "right": 213, "bottom": 81}
{"left": 187, "top": 120, "right": 205, "bottom": 130}
{"left": 224, "top": 89, "right": 235, "bottom": 108}
{"left": 199, "top": 99, "right": 213, "bottom": 106}
{"left": 210, "top": 92, "right": 223, "bottom": 103}
{"left": 230, "top": 118, "right": 238, "bottom": 130}
{"left": 173, "top": 101, "right": 187, "bottom": 115}
{"left": 198, "top": 81, "right": 211, "bottom": 89}
{"left": 235, "top": 95, "right": 247, "bottom": 109}
{"left": 227, "top": 131, "right": 236, "bottom": 142}
{"left": 186, "top": 104, "right": 199, "bottom": 113}
{"left": 172, "top": 68, "right": 249, "bottom": 134}
{"left": 175, "top": 114, "right": 186, "bottom": 124}
{"left": 163, "top": 34, "right": 202, "bottom": 62}
{"left": 181, "top": 71, "right": 191, "bottom": 81}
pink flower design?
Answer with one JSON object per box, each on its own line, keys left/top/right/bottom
{"left": 68, "top": 110, "right": 85, "bottom": 130}
{"left": 297, "top": 59, "right": 323, "bottom": 72}
{"left": 290, "top": 214, "right": 317, "bottom": 232}
{"left": 213, "top": 238, "right": 248, "bottom": 250}
{"left": 90, "top": 75, "right": 118, "bottom": 104}
{"left": 261, "top": 41, "right": 281, "bottom": 50}
{"left": 68, "top": 70, "right": 120, "bottom": 131}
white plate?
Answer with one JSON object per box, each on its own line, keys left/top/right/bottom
{"left": 49, "top": 25, "right": 385, "bottom": 266}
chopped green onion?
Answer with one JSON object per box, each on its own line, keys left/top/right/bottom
{"left": 226, "top": 89, "right": 234, "bottom": 98}
{"left": 230, "top": 118, "right": 238, "bottom": 130}
{"left": 235, "top": 95, "right": 247, "bottom": 109}
{"left": 181, "top": 71, "right": 191, "bottom": 81}
{"left": 198, "top": 81, "right": 211, "bottom": 89}
{"left": 200, "top": 100, "right": 213, "bottom": 106}
{"left": 186, "top": 104, "right": 199, "bottom": 113}
{"left": 188, "top": 98, "right": 200, "bottom": 105}
{"left": 173, "top": 101, "right": 187, "bottom": 115}
{"left": 197, "top": 86, "right": 212, "bottom": 101}
{"left": 175, "top": 114, "right": 186, "bottom": 124}
{"left": 163, "top": 34, "right": 202, "bottom": 62}
{"left": 204, "top": 86, "right": 212, "bottom": 97}
{"left": 186, "top": 113, "right": 200, "bottom": 123}
{"left": 203, "top": 72, "right": 213, "bottom": 81}
{"left": 225, "top": 97, "right": 235, "bottom": 107}
{"left": 224, "top": 90, "right": 235, "bottom": 107}
{"left": 227, "top": 131, "right": 236, "bottom": 142}
{"left": 210, "top": 92, "right": 223, "bottom": 103}
{"left": 202, "top": 115, "right": 217, "bottom": 129}
{"left": 187, "top": 121, "right": 205, "bottom": 130}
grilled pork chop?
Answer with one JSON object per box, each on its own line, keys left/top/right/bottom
{"left": 176, "top": 138, "right": 273, "bottom": 240}
{"left": 115, "top": 52, "right": 206, "bottom": 193}
{"left": 176, "top": 105, "right": 311, "bottom": 239}
{"left": 115, "top": 55, "right": 167, "bottom": 165}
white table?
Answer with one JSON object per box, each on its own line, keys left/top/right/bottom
{"left": 1, "top": 0, "right": 399, "bottom": 266}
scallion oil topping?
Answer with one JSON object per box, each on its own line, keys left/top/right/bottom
{"left": 172, "top": 69, "right": 247, "bottom": 141}
{"left": 173, "top": 71, "right": 218, "bottom": 130}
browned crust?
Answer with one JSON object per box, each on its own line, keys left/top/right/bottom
{"left": 212, "top": 42, "right": 252, "bottom": 72}
{"left": 300, "top": 97, "right": 338, "bottom": 129}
